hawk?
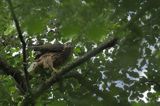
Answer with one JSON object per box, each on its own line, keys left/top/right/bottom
{"left": 28, "top": 43, "right": 73, "bottom": 74}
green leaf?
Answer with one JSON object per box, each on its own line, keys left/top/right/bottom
{"left": 4, "top": 24, "right": 14, "bottom": 35}
{"left": 61, "top": 18, "right": 81, "bottom": 37}
{"left": 23, "top": 15, "right": 48, "bottom": 34}
{"left": 86, "top": 16, "right": 107, "bottom": 41}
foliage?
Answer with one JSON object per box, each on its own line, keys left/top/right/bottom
{"left": 0, "top": 0, "right": 160, "bottom": 105}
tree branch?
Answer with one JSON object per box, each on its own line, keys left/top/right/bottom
{"left": 33, "top": 37, "right": 118, "bottom": 98}
{"left": 0, "top": 57, "right": 27, "bottom": 94}
{"left": 6, "top": 0, "right": 30, "bottom": 92}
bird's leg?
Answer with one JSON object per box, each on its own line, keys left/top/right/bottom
{"left": 50, "top": 66, "right": 58, "bottom": 73}
{"left": 45, "top": 54, "right": 59, "bottom": 73}
{"left": 47, "top": 62, "right": 58, "bottom": 73}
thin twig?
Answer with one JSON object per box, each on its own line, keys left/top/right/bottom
{"left": 6, "top": 0, "right": 30, "bottom": 92}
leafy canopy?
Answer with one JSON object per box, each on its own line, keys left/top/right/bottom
{"left": 0, "top": 0, "right": 160, "bottom": 106}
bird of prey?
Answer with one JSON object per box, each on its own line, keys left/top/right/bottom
{"left": 28, "top": 43, "right": 73, "bottom": 74}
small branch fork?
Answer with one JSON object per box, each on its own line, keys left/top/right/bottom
{"left": 6, "top": 0, "right": 30, "bottom": 92}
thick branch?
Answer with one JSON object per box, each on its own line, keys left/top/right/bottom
{"left": 0, "top": 57, "right": 26, "bottom": 94}
{"left": 6, "top": 0, "right": 29, "bottom": 92}
{"left": 33, "top": 37, "right": 118, "bottom": 98}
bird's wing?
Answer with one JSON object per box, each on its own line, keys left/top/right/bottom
{"left": 30, "top": 43, "right": 64, "bottom": 52}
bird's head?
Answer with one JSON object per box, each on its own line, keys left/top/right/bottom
{"left": 63, "top": 42, "right": 73, "bottom": 57}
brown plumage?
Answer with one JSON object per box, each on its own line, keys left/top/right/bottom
{"left": 28, "top": 43, "right": 73, "bottom": 73}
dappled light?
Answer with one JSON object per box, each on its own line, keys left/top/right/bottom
{"left": 0, "top": 0, "right": 160, "bottom": 106}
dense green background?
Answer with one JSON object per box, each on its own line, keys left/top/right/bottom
{"left": 0, "top": 0, "right": 160, "bottom": 105}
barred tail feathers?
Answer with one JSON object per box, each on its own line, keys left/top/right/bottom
{"left": 27, "top": 62, "right": 38, "bottom": 72}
